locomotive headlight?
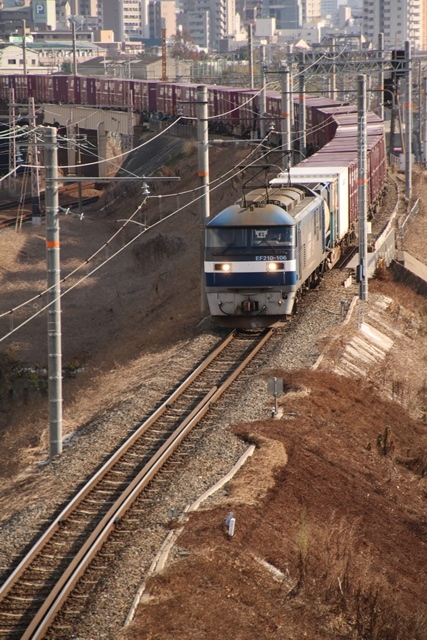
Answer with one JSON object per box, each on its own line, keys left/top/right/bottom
{"left": 267, "top": 262, "right": 284, "bottom": 271}
{"left": 214, "top": 263, "right": 232, "bottom": 272}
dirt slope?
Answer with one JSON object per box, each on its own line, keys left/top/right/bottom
{"left": 0, "top": 137, "right": 248, "bottom": 473}
{"left": 1, "top": 144, "right": 427, "bottom": 639}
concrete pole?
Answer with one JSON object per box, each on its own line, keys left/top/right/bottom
{"left": 328, "top": 36, "right": 336, "bottom": 99}
{"left": 248, "top": 24, "right": 254, "bottom": 89}
{"left": 197, "top": 86, "right": 210, "bottom": 312}
{"left": 260, "top": 45, "right": 267, "bottom": 139}
{"left": 404, "top": 40, "right": 412, "bottom": 201}
{"left": 97, "top": 121, "right": 107, "bottom": 177}
{"left": 8, "top": 88, "right": 16, "bottom": 196}
{"left": 280, "top": 65, "right": 292, "bottom": 167}
{"left": 378, "top": 33, "right": 384, "bottom": 121}
{"left": 22, "top": 19, "right": 27, "bottom": 77}
{"left": 43, "top": 126, "right": 63, "bottom": 458}
{"left": 72, "top": 21, "right": 77, "bottom": 75}
{"left": 29, "top": 97, "right": 41, "bottom": 219}
{"left": 423, "top": 77, "right": 427, "bottom": 168}
{"left": 298, "top": 53, "right": 306, "bottom": 158}
{"left": 66, "top": 113, "right": 76, "bottom": 174}
{"left": 357, "top": 75, "right": 368, "bottom": 302}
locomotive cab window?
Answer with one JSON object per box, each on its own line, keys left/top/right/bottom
{"left": 206, "top": 228, "right": 247, "bottom": 250}
{"left": 251, "top": 226, "right": 294, "bottom": 247}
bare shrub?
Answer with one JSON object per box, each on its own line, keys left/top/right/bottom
{"left": 285, "top": 513, "right": 426, "bottom": 638}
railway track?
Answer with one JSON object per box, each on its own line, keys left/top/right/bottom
{"left": 0, "top": 197, "right": 99, "bottom": 230}
{"left": 0, "top": 328, "right": 273, "bottom": 639}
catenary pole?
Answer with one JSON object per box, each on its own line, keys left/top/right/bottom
{"left": 280, "top": 64, "right": 291, "bottom": 168}
{"left": 248, "top": 25, "right": 254, "bottom": 89}
{"left": 298, "top": 52, "right": 306, "bottom": 158}
{"left": 357, "top": 75, "right": 368, "bottom": 302}
{"left": 22, "top": 19, "right": 27, "bottom": 77}
{"left": 260, "top": 45, "right": 267, "bottom": 139}
{"left": 197, "top": 86, "right": 210, "bottom": 312}
{"left": 423, "top": 76, "right": 427, "bottom": 168}
{"left": 328, "top": 36, "right": 336, "bottom": 99}
{"left": 404, "top": 40, "right": 412, "bottom": 201}
{"left": 43, "top": 126, "right": 63, "bottom": 458}
{"left": 378, "top": 33, "right": 384, "bottom": 121}
{"left": 72, "top": 21, "right": 77, "bottom": 75}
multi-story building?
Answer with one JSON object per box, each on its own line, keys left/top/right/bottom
{"left": 362, "top": 0, "right": 423, "bottom": 50}
{"left": 148, "top": 0, "right": 176, "bottom": 38}
{"left": 180, "top": 0, "right": 226, "bottom": 49}
{"left": 302, "top": 0, "right": 321, "bottom": 23}
{"left": 320, "top": 0, "right": 337, "bottom": 20}
{"left": 68, "top": 0, "right": 98, "bottom": 15}
{"left": 268, "top": 0, "right": 302, "bottom": 30}
{"left": 100, "top": 0, "right": 145, "bottom": 41}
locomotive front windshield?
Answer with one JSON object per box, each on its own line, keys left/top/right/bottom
{"left": 207, "top": 226, "right": 294, "bottom": 252}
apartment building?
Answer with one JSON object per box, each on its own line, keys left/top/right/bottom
{"left": 362, "top": 0, "right": 423, "bottom": 50}
{"left": 180, "top": 0, "right": 226, "bottom": 49}
{"left": 302, "top": 0, "right": 321, "bottom": 23}
{"left": 148, "top": 0, "right": 176, "bottom": 38}
{"left": 99, "top": 0, "right": 145, "bottom": 40}
{"left": 68, "top": 0, "right": 98, "bottom": 15}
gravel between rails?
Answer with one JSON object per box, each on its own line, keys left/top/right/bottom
{"left": 0, "top": 171, "right": 401, "bottom": 638}
{"left": 0, "top": 267, "right": 361, "bottom": 639}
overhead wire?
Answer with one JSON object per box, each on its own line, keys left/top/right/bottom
{"left": 0, "top": 88, "right": 357, "bottom": 337}
{"left": 0, "top": 133, "right": 271, "bottom": 335}
{"left": 24, "top": 116, "right": 184, "bottom": 172}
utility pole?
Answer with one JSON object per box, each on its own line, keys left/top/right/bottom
{"left": 377, "top": 33, "right": 384, "bottom": 121}
{"left": 357, "top": 74, "right": 368, "bottom": 303}
{"left": 125, "top": 89, "right": 134, "bottom": 153}
{"left": 298, "top": 52, "right": 306, "bottom": 158}
{"left": 197, "top": 85, "right": 209, "bottom": 312}
{"left": 29, "top": 97, "right": 41, "bottom": 220}
{"left": 404, "top": 40, "right": 412, "bottom": 201}
{"left": 39, "top": 131, "right": 180, "bottom": 459}
{"left": 43, "top": 126, "right": 63, "bottom": 458}
{"left": 328, "top": 35, "right": 336, "bottom": 99}
{"left": 248, "top": 24, "right": 254, "bottom": 89}
{"left": 22, "top": 19, "right": 27, "bottom": 77}
{"left": 8, "top": 88, "right": 16, "bottom": 195}
{"left": 72, "top": 20, "right": 77, "bottom": 75}
{"left": 423, "top": 76, "right": 427, "bottom": 168}
{"left": 161, "top": 27, "right": 167, "bottom": 81}
{"left": 280, "top": 64, "right": 291, "bottom": 168}
{"left": 259, "top": 45, "right": 267, "bottom": 139}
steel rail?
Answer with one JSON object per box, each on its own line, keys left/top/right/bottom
{"left": 25, "top": 386, "right": 220, "bottom": 640}
{"left": 0, "top": 330, "right": 236, "bottom": 604}
{"left": 1, "top": 328, "right": 272, "bottom": 639}
{"left": 31, "top": 329, "right": 273, "bottom": 638}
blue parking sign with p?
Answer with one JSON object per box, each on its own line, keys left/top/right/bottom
{"left": 36, "top": 3, "right": 45, "bottom": 15}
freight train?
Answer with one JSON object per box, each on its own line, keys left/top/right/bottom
{"left": 204, "top": 102, "right": 387, "bottom": 327}
{"left": 0, "top": 75, "right": 387, "bottom": 328}
{"left": 1, "top": 74, "right": 353, "bottom": 139}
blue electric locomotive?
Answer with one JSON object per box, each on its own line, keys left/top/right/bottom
{"left": 204, "top": 185, "right": 332, "bottom": 327}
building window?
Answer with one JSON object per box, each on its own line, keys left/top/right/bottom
{"left": 8, "top": 59, "right": 17, "bottom": 64}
